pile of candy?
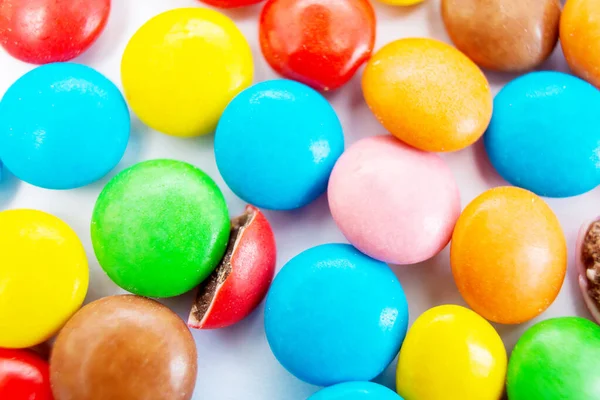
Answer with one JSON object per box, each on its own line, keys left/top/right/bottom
{"left": 1, "top": 0, "right": 600, "bottom": 399}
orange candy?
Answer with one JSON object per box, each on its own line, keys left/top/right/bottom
{"left": 561, "top": 0, "right": 600, "bottom": 88}
{"left": 362, "top": 38, "right": 492, "bottom": 152}
{"left": 451, "top": 187, "right": 567, "bottom": 324}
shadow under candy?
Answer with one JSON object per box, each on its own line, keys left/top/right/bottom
{"left": 0, "top": 162, "right": 21, "bottom": 209}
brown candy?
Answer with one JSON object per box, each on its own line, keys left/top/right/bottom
{"left": 441, "top": 0, "right": 561, "bottom": 72}
{"left": 50, "top": 295, "right": 197, "bottom": 400}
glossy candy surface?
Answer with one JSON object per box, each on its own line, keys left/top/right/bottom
{"left": 507, "top": 317, "right": 600, "bottom": 400}
{"left": 260, "top": 0, "right": 375, "bottom": 91}
{"left": 0, "top": 209, "right": 88, "bottom": 348}
{"left": 309, "top": 382, "right": 403, "bottom": 400}
{"left": 215, "top": 80, "right": 344, "bottom": 210}
{"left": 328, "top": 136, "right": 460, "bottom": 265}
{"left": 198, "top": 0, "right": 262, "bottom": 7}
{"left": 121, "top": 8, "right": 253, "bottom": 137}
{"left": 50, "top": 295, "right": 197, "bottom": 400}
{"left": 485, "top": 71, "right": 600, "bottom": 197}
{"left": 0, "top": 0, "right": 110, "bottom": 64}
{"left": 362, "top": 38, "right": 492, "bottom": 152}
{"left": 264, "top": 244, "right": 409, "bottom": 386}
{"left": 0, "top": 63, "right": 129, "bottom": 190}
{"left": 0, "top": 348, "right": 53, "bottom": 400}
{"left": 451, "top": 187, "right": 567, "bottom": 324}
{"left": 396, "top": 305, "right": 506, "bottom": 400}
{"left": 91, "top": 160, "right": 230, "bottom": 298}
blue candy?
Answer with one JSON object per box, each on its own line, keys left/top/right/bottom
{"left": 264, "top": 244, "right": 409, "bottom": 386}
{"left": 0, "top": 63, "right": 130, "bottom": 189}
{"left": 308, "top": 382, "right": 403, "bottom": 400}
{"left": 215, "top": 79, "right": 344, "bottom": 210}
{"left": 485, "top": 71, "right": 600, "bottom": 198}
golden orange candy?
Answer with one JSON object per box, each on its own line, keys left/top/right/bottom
{"left": 362, "top": 38, "right": 492, "bottom": 152}
{"left": 450, "top": 187, "right": 567, "bottom": 324}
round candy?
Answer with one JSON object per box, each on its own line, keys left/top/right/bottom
{"left": 259, "top": 0, "right": 375, "bottom": 91}
{"left": 121, "top": 8, "right": 253, "bottom": 137}
{"left": 264, "top": 243, "right": 409, "bottom": 386}
{"left": 0, "top": 349, "right": 52, "bottom": 400}
{"left": 0, "top": 209, "right": 88, "bottom": 348}
{"left": 198, "top": 0, "right": 262, "bottom": 7}
{"left": 485, "top": 71, "right": 600, "bottom": 197}
{"left": 0, "top": 0, "right": 110, "bottom": 64}
{"left": 50, "top": 295, "right": 197, "bottom": 400}
{"left": 507, "top": 317, "right": 600, "bottom": 400}
{"left": 309, "top": 382, "right": 403, "bottom": 400}
{"left": 441, "top": 0, "right": 560, "bottom": 72}
{"left": 362, "top": 38, "right": 492, "bottom": 152}
{"left": 0, "top": 63, "right": 129, "bottom": 190}
{"left": 91, "top": 159, "right": 230, "bottom": 298}
{"left": 328, "top": 135, "right": 460, "bottom": 265}
{"left": 396, "top": 305, "right": 506, "bottom": 400}
{"left": 451, "top": 187, "right": 567, "bottom": 324}
{"left": 215, "top": 80, "right": 344, "bottom": 210}
{"left": 561, "top": 0, "right": 600, "bottom": 88}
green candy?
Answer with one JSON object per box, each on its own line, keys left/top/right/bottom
{"left": 507, "top": 317, "right": 600, "bottom": 400}
{"left": 91, "top": 159, "right": 230, "bottom": 298}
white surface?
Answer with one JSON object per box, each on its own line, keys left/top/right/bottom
{"left": 0, "top": 1, "right": 590, "bottom": 399}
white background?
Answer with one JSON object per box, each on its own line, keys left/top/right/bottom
{"left": 0, "top": 0, "right": 591, "bottom": 399}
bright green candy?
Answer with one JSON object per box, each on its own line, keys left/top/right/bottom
{"left": 507, "top": 317, "right": 600, "bottom": 400}
{"left": 91, "top": 159, "right": 230, "bottom": 297}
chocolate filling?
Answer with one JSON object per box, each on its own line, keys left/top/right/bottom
{"left": 582, "top": 221, "right": 600, "bottom": 306}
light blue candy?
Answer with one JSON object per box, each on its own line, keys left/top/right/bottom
{"left": 0, "top": 63, "right": 130, "bottom": 189}
{"left": 265, "top": 244, "right": 409, "bottom": 387}
{"left": 485, "top": 71, "right": 600, "bottom": 198}
{"left": 215, "top": 79, "right": 344, "bottom": 210}
{"left": 308, "top": 382, "right": 403, "bottom": 400}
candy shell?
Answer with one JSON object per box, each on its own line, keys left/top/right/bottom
{"left": 264, "top": 244, "right": 409, "bottom": 386}
{"left": 198, "top": 0, "right": 262, "bottom": 7}
{"left": 507, "top": 317, "right": 600, "bottom": 400}
{"left": 121, "top": 8, "right": 253, "bottom": 137}
{"left": 451, "top": 187, "right": 567, "bottom": 324}
{"left": 0, "top": 209, "right": 88, "bottom": 348}
{"left": 328, "top": 135, "right": 460, "bottom": 265}
{"left": 396, "top": 305, "right": 507, "bottom": 400}
{"left": 485, "top": 71, "right": 600, "bottom": 197}
{"left": 0, "top": 63, "right": 129, "bottom": 190}
{"left": 575, "top": 218, "right": 600, "bottom": 323}
{"left": 91, "top": 159, "right": 230, "bottom": 298}
{"left": 0, "top": 348, "right": 52, "bottom": 400}
{"left": 308, "top": 382, "right": 403, "bottom": 400}
{"left": 376, "top": 0, "right": 423, "bottom": 5}
{"left": 362, "top": 38, "right": 492, "bottom": 152}
{"left": 215, "top": 80, "right": 344, "bottom": 210}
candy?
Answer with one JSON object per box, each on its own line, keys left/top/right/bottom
{"left": 0, "top": 63, "right": 129, "bottom": 190}
{"left": 441, "top": 0, "right": 560, "bottom": 72}
{"left": 485, "top": 71, "right": 600, "bottom": 197}
{"left": 0, "top": 209, "right": 88, "bottom": 348}
{"left": 215, "top": 80, "right": 344, "bottom": 210}
{"left": 396, "top": 305, "right": 506, "bottom": 400}
{"left": 91, "top": 159, "right": 230, "bottom": 298}
{"left": 0, "top": 0, "right": 110, "bottom": 64}
{"left": 264, "top": 244, "right": 409, "bottom": 386}
{"left": 198, "top": 0, "right": 262, "bottom": 7}
{"left": 308, "top": 382, "right": 403, "bottom": 400}
{"left": 121, "top": 8, "right": 253, "bottom": 137}
{"left": 259, "top": 0, "right": 375, "bottom": 91}
{"left": 328, "top": 135, "right": 460, "bottom": 265}
{"left": 188, "top": 205, "right": 276, "bottom": 330}
{"left": 507, "top": 317, "right": 600, "bottom": 399}
{"left": 575, "top": 218, "right": 600, "bottom": 323}
{"left": 561, "top": 0, "right": 600, "bottom": 88}
{"left": 362, "top": 38, "right": 492, "bottom": 152}
{"left": 451, "top": 187, "right": 567, "bottom": 324}
{"left": 376, "top": 0, "right": 423, "bottom": 5}
{"left": 50, "top": 295, "right": 197, "bottom": 400}
{"left": 0, "top": 349, "right": 52, "bottom": 400}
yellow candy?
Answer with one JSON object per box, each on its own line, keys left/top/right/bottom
{"left": 396, "top": 305, "right": 507, "bottom": 400}
{"left": 121, "top": 8, "right": 253, "bottom": 137}
{"left": 0, "top": 210, "right": 88, "bottom": 348}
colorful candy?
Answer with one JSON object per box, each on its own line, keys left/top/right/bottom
{"left": 376, "top": 0, "right": 423, "bottom": 5}
{"left": 0, "top": 209, "right": 88, "bottom": 349}
{"left": 198, "top": 0, "right": 263, "bottom": 7}
{"left": 309, "top": 382, "right": 403, "bottom": 400}
{"left": 576, "top": 218, "right": 600, "bottom": 323}
{"left": 215, "top": 80, "right": 344, "bottom": 210}
{"left": 121, "top": 8, "right": 253, "bottom": 137}
{"left": 0, "top": 348, "right": 53, "bottom": 400}
{"left": 259, "top": 0, "right": 375, "bottom": 91}
{"left": 0, "top": 63, "right": 129, "bottom": 190}
{"left": 264, "top": 244, "right": 408, "bottom": 386}
{"left": 451, "top": 187, "right": 567, "bottom": 324}
{"left": 91, "top": 160, "right": 230, "bottom": 298}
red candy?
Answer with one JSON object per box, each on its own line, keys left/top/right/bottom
{"left": 0, "top": 0, "right": 110, "bottom": 64}
{"left": 0, "top": 348, "right": 53, "bottom": 400}
{"left": 260, "top": 0, "right": 375, "bottom": 91}
{"left": 198, "top": 0, "right": 263, "bottom": 7}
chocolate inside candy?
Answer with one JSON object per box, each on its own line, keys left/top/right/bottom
{"left": 582, "top": 221, "right": 600, "bottom": 307}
